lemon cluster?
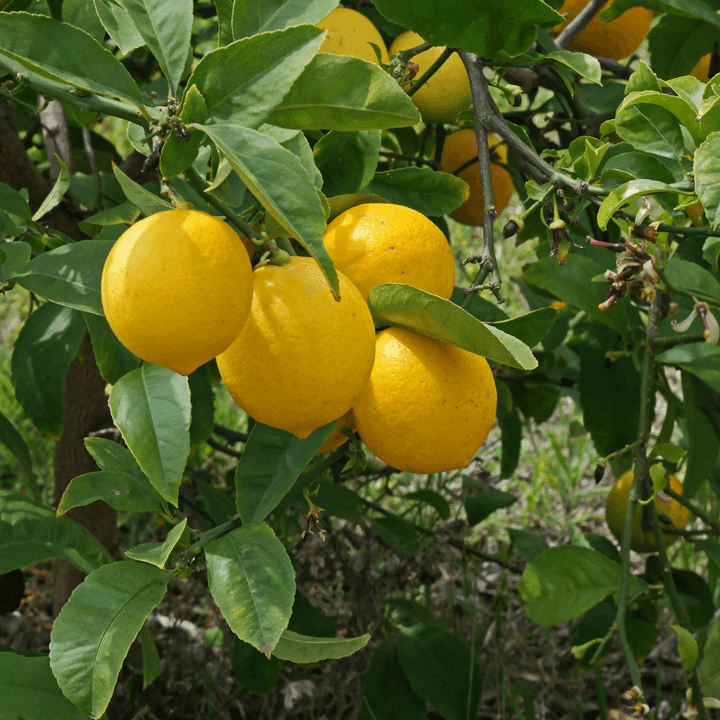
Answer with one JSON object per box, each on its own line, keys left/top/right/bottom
{"left": 101, "top": 203, "right": 498, "bottom": 474}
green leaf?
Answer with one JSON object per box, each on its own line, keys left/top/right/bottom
{"left": 372, "top": 516, "right": 420, "bottom": 556}
{"left": 694, "top": 132, "right": 720, "bottom": 229}
{"left": 235, "top": 421, "right": 335, "bottom": 523}
{"left": 194, "top": 476, "right": 236, "bottom": 525}
{"left": 268, "top": 54, "right": 421, "bottom": 131}
{"left": 84, "top": 437, "right": 145, "bottom": 478}
{"left": 599, "top": 150, "right": 677, "bottom": 187}
{"left": 615, "top": 102, "right": 685, "bottom": 162}
{"left": 57, "top": 471, "right": 164, "bottom": 516}
{"left": 0, "top": 409, "right": 34, "bottom": 484}
{"left": 231, "top": 637, "right": 282, "bottom": 694}
{"left": 83, "top": 312, "right": 141, "bottom": 384}
{"left": 63, "top": 0, "right": 106, "bottom": 43}
{"left": 12, "top": 240, "right": 113, "bottom": 315}
{"left": 604, "top": 0, "right": 720, "bottom": 28}
{"left": 508, "top": 528, "right": 549, "bottom": 562}
{"left": 108, "top": 364, "right": 192, "bottom": 506}
{"left": 0, "top": 11, "right": 144, "bottom": 106}
{"left": 188, "top": 365, "right": 215, "bottom": 447}
{"left": 0, "top": 653, "right": 84, "bottom": 720}
{"left": 11, "top": 303, "right": 86, "bottom": 438}
{"left": 190, "top": 26, "right": 324, "bottom": 130}
{"left": 93, "top": 0, "right": 144, "bottom": 55}
{"left": 367, "top": 284, "right": 537, "bottom": 370}
{"left": 703, "top": 237, "right": 720, "bottom": 272}
{"left": 698, "top": 616, "right": 720, "bottom": 699}
{"left": 159, "top": 85, "right": 207, "bottom": 180}
{"left": 232, "top": 0, "right": 338, "bottom": 39}
{"left": 194, "top": 123, "right": 338, "bottom": 295}
{"left": 650, "top": 19, "right": 719, "bottom": 83}
{"left": 313, "top": 130, "right": 381, "bottom": 198}
{"left": 49, "top": 561, "right": 171, "bottom": 718}
{"left": 78, "top": 200, "right": 140, "bottom": 237}
{"left": 488, "top": 307, "right": 558, "bottom": 348}
{"left": 112, "top": 162, "right": 174, "bottom": 215}
{"left": 121, "top": 0, "right": 192, "bottom": 94}
{"left": 404, "top": 489, "right": 450, "bottom": 520}
{"left": 32, "top": 157, "right": 70, "bottom": 222}
{"left": 0, "top": 182, "right": 32, "bottom": 219}
{"left": 464, "top": 489, "right": 517, "bottom": 527}
{"left": 0, "top": 489, "right": 112, "bottom": 575}
{"left": 272, "top": 629, "right": 371, "bottom": 663}
{"left": 664, "top": 257, "right": 720, "bottom": 304}
{"left": 496, "top": 381, "right": 522, "bottom": 479}
{"left": 205, "top": 523, "right": 295, "bottom": 655}
{"left": 652, "top": 443, "right": 685, "bottom": 463}
{"left": 546, "top": 50, "right": 601, "bottom": 84}
{"left": 519, "top": 546, "right": 648, "bottom": 627}
{"left": 658, "top": 345, "right": 720, "bottom": 394}
{"left": 311, "top": 481, "right": 363, "bottom": 522}
{"left": 125, "top": 518, "right": 188, "bottom": 567}
{"left": 670, "top": 625, "right": 699, "bottom": 677}
{"left": 139, "top": 623, "right": 161, "bottom": 689}
{"left": 361, "top": 166, "right": 469, "bottom": 217}
{"left": 0, "top": 242, "right": 31, "bottom": 283}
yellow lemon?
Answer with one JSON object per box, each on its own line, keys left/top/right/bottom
{"left": 441, "top": 129, "right": 515, "bottom": 226}
{"left": 101, "top": 209, "right": 253, "bottom": 376}
{"left": 323, "top": 203, "right": 456, "bottom": 302}
{"left": 353, "top": 327, "right": 497, "bottom": 474}
{"left": 389, "top": 30, "right": 471, "bottom": 125}
{"left": 316, "top": 7, "right": 389, "bottom": 65}
{"left": 605, "top": 470, "right": 691, "bottom": 553}
{"left": 554, "top": 0, "right": 653, "bottom": 61}
{"left": 216, "top": 256, "right": 376, "bottom": 439}
{"left": 691, "top": 54, "right": 712, "bottom": 83}
{"left": 316, "top": 409, "right": 356, "bottom": 454}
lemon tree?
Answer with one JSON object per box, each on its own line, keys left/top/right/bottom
{"left": 0, "top": 0, "right": 719, "bottom": 718}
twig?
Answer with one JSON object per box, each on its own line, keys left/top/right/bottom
{"left": 657, "top": 223, "right": 720, "bottom": 238}
{"left": 663, "top": 486, "right": 720, "bottom": 530}
{"left": 554, "top": 0, "right": 608, "bottom": 50}
{"left": 212, "top": 424, "right": 248, "bottom": 445}
{"left": 81, "top": 125, "right": 103, "bottom": 209}
{"left": 406, "top": 47, "right": 453, "bottom": 97}
{"left": 377, "top": 150, "right": 440, "bottom": 169}
{"left": 206, "top": 437, "right": 243, "bottom": 459}
{"left": 651, "top": 332, "right": 707, "bottom": 349}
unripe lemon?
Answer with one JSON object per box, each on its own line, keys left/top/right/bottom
{"left": 441, "top": 129, "right": 515, "bottom": 226}
{"left": 554, "top": 0, "right": 653, "bottom": 61}
{"left": 316, "top": 7, "right": 389, "bottom": 65}
{"left": 316, "top": 409, "right": 356, "bottom": 454}
{"left": 389, "top": 30, "right": 471, "bottom": 125}
{"left": 323, "top": 203, "right": 456, "bottom": 302}
{"left": 216, "top": 256, "right": 376, "bottom": 439}
{"left": 353, "top": 327, "right": 497, "bottom": 474}
{"left": 605, "top": 470, "right": 691, "bottom": 553}
{"left": 101, "top": 209, "right": 253, "bottom": 376}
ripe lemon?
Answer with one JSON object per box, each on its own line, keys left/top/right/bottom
{"left": 216, "top": 256, "right": 376, "bottom": 439}
{"left": 322, "top": 203, "right": 456, "bottom": 302}
{"left": 317, "top": 409, "right": 355, "bottom": 454}
{"left": 101, "top": 209, "right": 253, "bottom": 376}
{"left": 691, "top": 54, "right": 712, "bottom": 83}
{"left": 353, "top": 327, "right": 497, "bottom": 474}
{"left": 605, "top": 470, "right": 691, "bottom": 553}
{"left": 441, "top": 129, "right": 515, "bottom": 226}
{"left": 316, "top": 7, "right": 389, "bottom": 65}
{"left": 389, "top": 30, "right": 471, "bottom": 125}
{"left": 554, "top": 0, "right": 653, "bottom": 61}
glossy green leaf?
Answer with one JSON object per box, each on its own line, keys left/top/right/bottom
{"left": 112, "top": 162, "right": 174, "bottom": 215}
{"left": 373, "top": 516, "right": 420, "bottom": 556}
{"left": 78, "top": 201, "right": 140, "bottom": 237}
{"left": 0, "top": 653, "right": 84, "bottom": 720}
{"left": 12, "top": 241, "right": 113, "bottom": 315}
{"left": 508, "top": 528, "right": 549, "bottom": 562}
{"left": 404, "top": 489, "right": 450, "bottom": 520}
{"left": 619, "top": 90, "right": 705, "bottom": 145}
{"left": 0, "top": 489, "right": 112, "bottom": 575}
{"left": 496, "top": 381, "right": 522, "bottom": 479}
{"left": 159, "top": 84, "right": 207, "bottom": 179}
{"left": 465, "top": 489, "right": 517, "bottom": 527}
{"left": 0, "top": 11, "right": 144, "bottom": 106}
{"left": 648, "top": 17, "right": 719, "bottom": 81}
{"left": 49, "top": 561, "right": 171, "bottom": 718}
{"left": 108, "top": 364, "right": 192, "bottom": 506}
{"left": 488, "top": 307, "right": 558, "bottom": 349}
{"left": 93, "top": 0, "right": 144, "bottom": 54}
{"left": 32, "top": 157, "right": 70, "bottom": 222}
{"left": 698, "top": 617, "right": 720, "bottom": 699}
{"left": 0, "top": 242, "right": 30, "bottom": 282}
{"left": 83, "top": 312, "right": 141, "bottom": 384}
{"left": 658, "top": 345, "right": 720, "bottom": 394}
{"left": 546, "top": 50, "right": 601, "bottom": 84}
{"left": 664, "top": 257, "right": 720, "bottom": 304}
{"left": 694, "top": 132, "right": 720, "bottom": 229}
{"left": 11, "top": 303, "right": 86, "bottom": 438}
{"left": 361, "top": 166, "right": 469, "bottom": 217}
{"left": 272, "top": 629, "right": 371, "bottom": 663}
{"left": 703, "top": 237, "right": 720, "bottom": 272}
{"left": 63, "top": 0, "right": 106, "bottom": 43}
{"left": 205, "top": 523, "right": 295, "bottom": 655}
{"left": 121, "top": 0, "right": 192, "bottom": 94}
{"left": 235, "top": 421, "right": 335, "bottom": 523}
{"left": 604, "top": 0, "right": 720, "bottom": 28}
{"left": 599, "top": 150, "right": 676, "bottom": 187}
{"left": 194, "top": 123, "right": 338, "bottom": 295}
{"left": 519, "top": 546, "right": 648, "bottom": 627}
{"left": 232, "top": 0, "right": 338, "bottom": 39}
{"left": 0, "top": 409, "right": 34, "bottom": 484}
{"left": 313, "top": 130, "right": 381, "bottom": 198}
{"left": 277, "top": 128, "right": 323, "bottom": 188}
{"left": 84, "top": 437, "right": 145, "bottom": 478}
{"left": 615, "top": 103, "right": 684, "bottom": 161}
{"left": 125, "top": 518, "right": 188, "bottom": 567}
{"left": 368, "top": 284, "right": 536, "bottom": 369}
{"left": 190, "top": 26, "right": 324, "bottom": 130}
{"left": 670, "top": 625, "right": 699, "bottom": 677}
{"left": 57, "top": 471, "right": 164, "bottom": 516}
{"left": 268, "top": 54, "right": 421, "bottom": 131}
{"left": 0, "top": 182, "right": 31, "bottom": 219}
{"left": 188, "top": 365, "right": 215, "bottom": 447}
{"left": 139, "top": 623, "right": 162, "bottom": 689}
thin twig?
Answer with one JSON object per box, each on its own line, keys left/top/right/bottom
{"left": 212, "top": 424, "right": 249, "bottom": 445}
{"left": 406, "top": 47, "right": 453, "bottom": 97}
{"left": 206, "top": 437, "right": 243, "bottom": 459}
{"left": 81, "top": 125, "right": 103, "bottom": 209}
{"left": 554, "top": 0, "right": 608, "bottom": 50}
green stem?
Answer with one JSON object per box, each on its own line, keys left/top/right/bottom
{"left": 657, "top": 223, "right": 720, "bottom": 238}
{"left": 378, "top": 150, "right": 439, "bottom": 167}
{"left": 663, "top": 486, "right": 720, "bottom": 530}
{"left": 406, "top": 48, "right": 454, "bottom": 97}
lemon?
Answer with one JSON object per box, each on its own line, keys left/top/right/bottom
{"left": 353, "top": 327, "right": 497, "bottom": 474}
{"left": 216, "top": 256, "right": 376, "bottom": 439}
{"left": 323, "top": 203, "right": 456, "bottom": 302}
{"left": 554, "top": 0, "right": 653, "bottom": 61}
{"left": 605, "top": 470, "right": 691, "bottom": 553}
{"left": 101, "top": 209, "right": 253, "bottom": 376}
{"left": 389, "top": 30, "right": 471, "bottom": 125}
{"left": 316, "top": 409, "right": 356, "bottom": 454}
{"left": 691, "top": 54, "right": 712, "bottom": 83}
{"left": 316, "top": 7, "right": 389, "bottom": 65}
{"left": 441, "top": 129, "right": 515, "bottom": 226}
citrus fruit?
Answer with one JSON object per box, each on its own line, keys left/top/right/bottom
{"left": 216, "top": 256, "right": 376, "bottom": 439}
{"left": 691, "top": 54, "right": 712, "bottom": 83}
{"left": 322, "top": 203, "right": 456, "bottom": 302}
{"left": 553, "top": 0, "right": 653, "bottom": 61}
{"left": 317, "top": 409, "right": 356, "bottom": 454}
{"left": 389, "top": 30, "right": 471, "bottom": 125}
{"left": 353, "top": 327, "right": 497, "bottom": 474}
{"left": 316, "top": 7, "right": 389, "bottom": 65}
{"left": 605, "top": 470, "right": 691, "bottom": 553}
{"left": 441, "top": 129, "right": 515, "bottom": 226}
{"left": 101, "top": 209, "right": 253, "bottom": 376}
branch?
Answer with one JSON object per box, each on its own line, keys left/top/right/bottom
{"left": 212, "top": 424, "right": 249, "bottom": 445}
{"left": 554, "top": 0, "right": 608, "bottom": 50}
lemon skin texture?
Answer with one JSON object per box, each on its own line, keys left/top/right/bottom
{"left": 554, "top": 0, "right": 653, "bottom": 61}
{"left": 441, "top": 129, "right": 514, "bottom": 227}
{"left": 691, "top": 54, "right": 711, "bottom": 83}
{"left": 316, "top": 7, "right": 389, "bottom": 65}
{"left": 605, "top": 471, "right": 691, "bottom": 553}
{"left": 101, "top": 209, "right": 253, "bottom": 376}
{"left": 353, "top": 327, "right": 497, "bottom": 474}
{"left": 389, "top": 30, "right": 471, "bottom": 125}
{"left": 316, "top": 409, "right": 356, "bottom": 454}
{"left": 216, "top": 256, "right": 376, "bottom": 440}
{"left": 323, "top": 203, "right": 456, "bottom": 302}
